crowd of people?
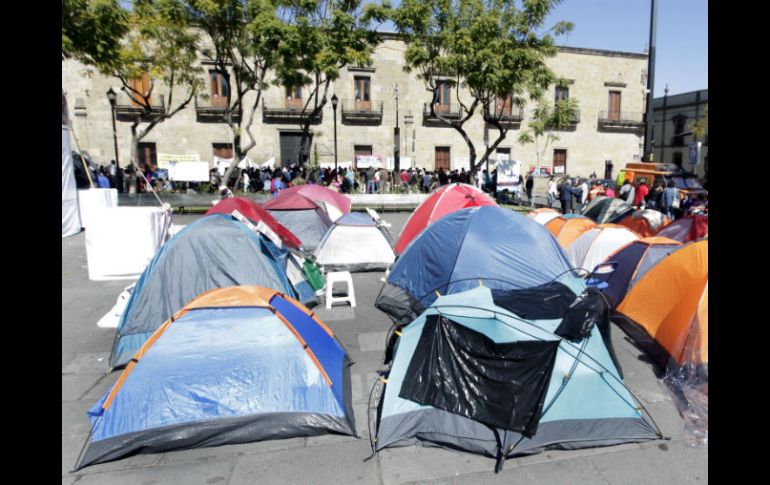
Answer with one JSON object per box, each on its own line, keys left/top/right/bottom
{"left": 555, "top": 175, "right": 707, "bottom": 220}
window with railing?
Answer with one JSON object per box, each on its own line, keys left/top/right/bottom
{"left": 608, "top": 91, "right": 621, "bottom": 121}
{"left": 433, "top": 81, "right": 452, "bottom": 113}
{"left": 209, "top": 70, "right": 229, "bottom": 108}
{"left": 555, "top": 86, "right": 569, "bottom": 102}
{"left": 129, "top": 73, "right": 152, "bottom": 107}
{"left": 285, "top": 86, "right": 303, "bottom": 110}
{"left": 672, "top": 114, "right": 687, "bottom": 146}
{"left": 354, "top": 77, "right": 371, "bottom": 111}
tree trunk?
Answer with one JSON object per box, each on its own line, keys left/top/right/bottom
{"left": 221, "top": 129, "right": 242, "bottom": 190}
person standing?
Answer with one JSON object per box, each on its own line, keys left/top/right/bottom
{"left": 525, "top": 173, "right": 534, "bottom": 207}
{"left": 559, "top": 178, "right": 574, "bottom": 214}
{"left": 579, "top": 178, "right": 589, "bottom": 210}
{"left": 97, "top": 170, "right": 111, "bottom": 188}
{"left": 618, "top": 179, "right": 635, "bottom": 204}
{"left": 547, "top": 176, "right": 557, "bottom": 208}
{"left": 634, "top": 180, "right": 649, "bottom": 210}
{"left": 604, "top": 182, "right": 615, "bottom": 198}
{"left": 661, "top": 180, "right": 679, "bottom": 220}
{"left": 242, "top": 170, "right": 250, "bottom": 193}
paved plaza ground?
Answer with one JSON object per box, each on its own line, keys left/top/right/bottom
{"left": 62, "top": 211, "right": 707, "bottom": 484}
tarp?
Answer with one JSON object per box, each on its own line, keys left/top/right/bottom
{"left": 655, "top": 215, "right": 708, "bottom": 243}
{"left": 376, "top": 206, "right": 583, "bottom": 325}
{"left": 581, "top": 197, "right": 634, "bottom": 224}
{"left": 77, "top": 188, "right": 118, "bottom": 228}
{"left": 617, "top": 209, "right": 671, "bottom": 237}
{"left": 62, "top": 90, "right": 81, "bottom": 237}
{"left": 394, "top": 183, "right": 497, "bottom": 255}
{"left": 565, "top": 224, "right": 639, "bottom": 274}
{"left": 77, "top": 286, "right": 355, "bottom": 470}
{"left": 314, "top": 212, "right": 396, "bottom": 271}
{"left": 206, "top": 197, "right": 302, "bottom": 249}
{"left": 376, "top": 287, "right": 659, "bottom": 465}
{"left": 109, "top": 214, "right": 298, "bottom": 369}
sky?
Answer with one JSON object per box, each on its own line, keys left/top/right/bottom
{"left": 376, "top": 0, "right": 708, "bottom": 97}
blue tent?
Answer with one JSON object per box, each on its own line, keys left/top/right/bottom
{"left": 375, "top": 287, "right": 660, "bottom": 469}
{"left": 77, "top": 286, "right": 355, "bottom": 470}
{"left": 376, "top": 206, "right": 582, "bottom": 324}
{"left": 109, "top": 214, "right": 303, "bottom": 370}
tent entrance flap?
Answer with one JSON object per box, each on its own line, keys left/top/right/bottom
{"left": 398, "top": 315, "right": 559, "bottom": 437}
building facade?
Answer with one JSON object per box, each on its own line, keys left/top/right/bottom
{"left": 651, "top": 88, "right": 708, "bottom": 180}
{"left": 62, "top": 33, "right": 648, "bottom": 178}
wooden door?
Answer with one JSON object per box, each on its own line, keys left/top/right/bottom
{"left": 553, "top": 149, "right": 567, "bottom": 174}
{"left": 435, "top": 146, "right": 450, "bottom": 171}
{"left": 496, "top": 96, "right": 512, "bottom": 116}
{"left": 138, "top": 142, "right": 157, "bottom": 169}
{"left": 130, "top": 73, "right": 152, "bottom": 107}
{"left": 354, "top": 77, "right": 371, "bottom": 111}
{"left": 608, "top": 91, "right": 621, "bottom": 121}
{"left": 210, "top": 71, "right": 229, "bottom": 108}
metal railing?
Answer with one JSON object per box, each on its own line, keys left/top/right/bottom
{"left": 488, "top": 104, "right": 524, "bottom": 122}
{"left": 423, "top": 102, "right": 462, "bottom": 120}
{"left": 598, "top": 111, "right": 644, "bottom": 124}
{"left": 194, "top": 95, "right": 241, "bottom": 120}
{"left": 262, "top": 98, "right": 323, "bottom": 121}
{"left": 341, "top": 99, "right": 383, "bottom": 115}
{"left": 114, "top": 92, "right": 165, "bottom": 112}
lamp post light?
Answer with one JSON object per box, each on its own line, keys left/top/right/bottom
{"left": 106, "top": 87, "right": 122, "bottom": 192}
{"left": 331, "top": 94, "right": 338, "bottom": 174}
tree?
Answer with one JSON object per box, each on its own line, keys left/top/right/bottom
{"left": 392, "top": 0, "right": 573, "bottom": 172}
{"left": 690, "top": 104, "right": 708, "bottom": 140}
{"left": 64, "top": 0, "right": 204, "bottom": 170}
{"left": 186, "top": 0, "right": 287, "bottom": 187}
{"left": 517, "top": 82, "right": 579, "bottom": 172}
{"left": 274, "top": 0, "right": 390, "bottom": 166}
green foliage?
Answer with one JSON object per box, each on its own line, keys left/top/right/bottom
{"left": 62, "top": 0, "right": 129, "bottom": 69}
{"left": 392, "top": 0, "right": 573, "bottom": 170}
{"left": 518, "top": 94, "right": 579, "bottom": 168}
{"left": 690, "top": 104, "right": 708, "bottom": 139}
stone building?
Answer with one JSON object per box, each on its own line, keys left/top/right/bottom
{"left": 62, "top": 33, "right": 649, "bottom": 178}
{"left": 651, "top": 88, "right": 708, "bottom": 180}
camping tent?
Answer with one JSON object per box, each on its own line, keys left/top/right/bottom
{"left": 565, "top": 224, "right": 639, "bottom": 274}
{"left": 526, "top": 208, "right": 560, "bottom": 226}
{"left": 109, "top": 214, "right": 300, "bottom": 369}
{"left": 616, "top": 209, "right": 671, "bottom": 237}
{"left": 264, "top": 193, "right": 333, "bottom": 251}
{"left": 545, "top": 214, "right": 597, "bottom": 248}
{"left": 655, "top": 214, "right": 708, "bottom": 243}
{"left": 615, "top": 239, "right": 708, "bottom": 371}
{"left": 581, "top": 197, "right": 634, "bottom": 224}
{"left": 278, "top": 184, "right": 352, "bottom": 222}
{"left": 376, "top": 206, "right": 583, "bottom": 325}
{"left": 62, "top": 89, "right": 81, "bottom": 237}
{"left": 375, "top": 287, "right": 660, "bottom": 467}
{"left": 314, "top": 212, "right": 396, "bottom": 271}
{"left": 206, "top": 197, "right": 302, "bottom": 249}
{"left": 77, "top": 286, "right": 355, "bottom": 470}
{"left": 394, "top": 183, "right": 497, "bottom": 255}
{"left": 589, "top": 237, "right": 682, "bottom": 307}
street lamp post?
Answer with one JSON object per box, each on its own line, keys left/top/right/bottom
{"left": 331, "top": 94, "right": 338, "bottom": 174}
{"left": 643, "top": 0, "right": 658, "bottom": 162}
{"left": 394, "top": 83, "right": 400, "bottom": 173}
{"left": 106, "top": 87, "right": 122, "bottom": 192}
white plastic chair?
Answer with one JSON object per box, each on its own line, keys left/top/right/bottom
{"left": 325, "top": 271, "right": 356, "bottom": 309}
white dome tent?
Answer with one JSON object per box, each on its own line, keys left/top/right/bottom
{"left": 314, "top": 211, "right": 396, "bottom": 272}
{"left": 566, "top": 224, "right": 639, "bottom": 274}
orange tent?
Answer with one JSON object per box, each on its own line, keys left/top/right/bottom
{"left": 545, "top": 215, "right": 597, "bottom": 248}
{"left": 616, "top": 239, "right": 708, "bottom": 368}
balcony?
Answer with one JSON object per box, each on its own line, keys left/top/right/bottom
{"left": 194, "top": 95, "right": 240, "bottom": 122}
{"left": 262, "top": 98, "right": 322, "bottom": 124}
{"left": 598, "top": 111, "right": 644, "bottom": 130}
{"left": 423, "top": 102, "right": 461, "bottom": 124}
{"left": 486, "top": 104, "right": 524, "bottom": 124}
{"left": 341, "top": 99, "right": 383, "bottom": 124}
{"left": 114, "top": 93, "right": 165, "bottom": 121}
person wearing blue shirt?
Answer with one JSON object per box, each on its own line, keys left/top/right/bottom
{"left": 97, "top": 171, "right": 111, "bottom": 188}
